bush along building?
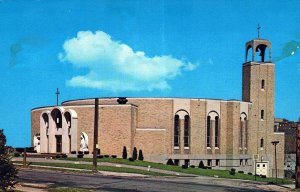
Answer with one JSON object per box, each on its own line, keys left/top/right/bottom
{"left": 31, "top": 37, "right": 285, "bottom": 177}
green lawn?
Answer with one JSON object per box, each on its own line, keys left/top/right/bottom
{"left": 59, "top": 157, "right": 293, "bottom": 184}
{"left": 14, "top": 161, "right": 170, "bottom": 176}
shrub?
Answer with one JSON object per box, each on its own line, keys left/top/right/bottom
{"left": 104, "top": 155, "right": 109, "bottom": 158}
{"left": 61, "top": 154, "right": 68, "bottom": 158}
{"left": 78, "top": 151, "right": 83, "bottom": 155}
{"left": 199, "top": 161, "right": 205, "bottom": 169}
{"left": 111, "top": 155, "right": 117, "bottom": 158}
{"left": 128, "top": 157, "right": 134, "bottom": 162}
{"left": 77, "top": 154, "right": 83, "bottom": 158}
{"left": 238, "top": 171, "right": 244, "bottom": 174}
{"left": 166, "top": 159, "right": 175, "bottom": 166}
{"left": 0, "top": 129, "right": 18, "bottom": 191}
{"left": 229, "top": 168, "right": 236, "bottom": 175}
{"left": 207, "top": 167, "right": 212, "bottom": 169}
{"left": 138, "top": 150, "right": 144, "bottom": 161}
{"left": 248, "top": 172, "right": 253, "bottom": 175}
{"left": 70, "top": 151, "right": 76, "bottom": 154}
{"left": 190, "top": 165, "right": 196, "bottom": 168}
{"left": 13, "top": 152, "right": 20, "bottom": 157}
{"left": 260, "top": 175, "right": 267, "bottom": 178}
{"left": 122, "top": 146, "right": 127, "bottom": 159}
{"left": 97, "top": 155, "right": 104, "bottom": 159}
{"left": 132, "top": 147, "right": 138, "bottom": 160}
{"left": 182, "top": 165, "right": 188, "bottom": 169}
{"left": 84, "top": 151, "right": 89, "bottom": 154}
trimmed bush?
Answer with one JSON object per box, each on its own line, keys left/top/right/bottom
{"left": 238, "top": 171, "right": 244, "bottom": 174}
{"left": 104, "top": 155, "right": 109, "bottom": 158}
{"left": 97, "top": 155, "right": 104, "bottom": 158}
{"left": 182, "top": 165, "right": 188, "bottom": 169}
{"left": 229, "top": 168, "right": 236, "bottom": 175}
{"left": 77, "top": 154, "right": 84, "bottom": 158}
{"left": 70, "top": 151, "right": 76, "bottom": 154}
{"left": 128, "top": 157, "right": 134, "bottom": 162}
{"left": 78, "top": 151, "right": 83, "bottom": 155}
{"left": 190, "top": 165, "right": 196, "bottom": 168}
{"left": 84, "top": 151, "right": 89, "bottom": 154}
{"left": 199, "top": 161, "right": 205, "bottom": 169}
{"left": 111, "top": 155, "right": 117, "bottom": 158}
{"left": 166, "top": 159, "right": 175, "bottom": 166}
{"left": 13, "top": 152, "right": 20, "bottom": 157}
{"left": 132, "top": 147, "right": 138, "bottom": 160}
{"left": 248, "top": 172, "right": 253, "bottom": 175}
{"left": 122, "top": 146, "right": 127, "bottom": 159}
{"left": 260, "top": 175, "right": 267, "bottom": 178}
{"left": 138, "top": 150, "right": 144, "bottom": 161}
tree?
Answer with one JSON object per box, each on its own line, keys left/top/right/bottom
{"left": 132, "top": 147, "right": 137, "bottom": 160}
{"left": 0, "top": 129, "right": 18, "bottom": 191}
{"left": 138, "top": 149, "right": 144, "bottom": 161}
{"left": 122, "top": 146, "right": 127, "bottom": 159}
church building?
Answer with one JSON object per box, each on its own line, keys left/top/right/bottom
{"left": 31, "top": 37, "right": 285, "bottom": 177}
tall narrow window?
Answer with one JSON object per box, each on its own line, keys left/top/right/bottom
{"left": 260, "top": 138, "right": 264, "bottom": 148}
{"left": 261, "top": 110, "right": 264, "bottom": 120}
{"left": 244, "top": 117, "right": 248, "bottom": 148}
{"left": 207, "top": 116, "right": 211, "bottom": 147}
{"left": 174, "top": 115, "right": 180, "bottom": 148}
{"left": 261, "top": 79, "right": 265, "bottom": 89}
{"left": 215, "top": 116, "right": 219, "bottom": 147}
{"left": 240, "top": 117, "right": 243, "bottom": 148}
{"left": 184, "top": 115, "right": 190, "bottom": 148}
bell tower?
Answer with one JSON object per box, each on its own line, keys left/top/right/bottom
{"left": 242, "top": 32, "right": 275, "bottom": 164}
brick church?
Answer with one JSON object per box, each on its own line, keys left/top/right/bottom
{"left": 31, "top": 37, "right": 285, "bottom": 177}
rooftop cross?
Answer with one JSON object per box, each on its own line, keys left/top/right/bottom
{"left": 55, "top": 88, "right": 60, "bottom": 106}
{"left": 257, "top": 24, "right": 261, "bottom": 39}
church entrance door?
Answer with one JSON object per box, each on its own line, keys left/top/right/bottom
{"left": 56, "top": 135, "right": 62, "bottom": 153}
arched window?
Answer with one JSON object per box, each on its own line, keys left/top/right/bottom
{"left": 215, "top": 116, "right": 219, "bottom": 147}
{"left": 240, "top": 113, "right": 248, "bottom": 150}
{"left": 240, "top": 117, "right": 243, "bottom": 148}
{"left": 207, "top": 116, "right": 211, "bottom": 147}
{"left": 174, "top": 115, "right": 180, "bottom": 148}
{"left": 51, "top": 109, "right": 62, "bottom": 129}
{"left": 184, "top": 115, "right": 190, "bottom": 148}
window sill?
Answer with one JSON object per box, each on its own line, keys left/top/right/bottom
{"left": 215, "top": 147, "right": 220, "bottom": 150}
{"left": 174, "top": 146, "right": 180, "bottom": 150}
{"left": 184, "top": 147, "right": 190, "bottom": 150}
{"left": 206, "top": 147, "right": 211, "bottom": 150}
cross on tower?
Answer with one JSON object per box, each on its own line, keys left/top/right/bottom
{"left": 55, "top": 88, "right": 60, "bottom": 106}
{"left": 257, "top": 24, "right": 261, "bottom": 39}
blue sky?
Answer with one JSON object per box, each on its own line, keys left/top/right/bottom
{"left": 0, "top": 0, "right": 299, "bottom": 147}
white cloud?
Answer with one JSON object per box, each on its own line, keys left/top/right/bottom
{"left": 59, "top": 31, "right": 197, "bottom": 91}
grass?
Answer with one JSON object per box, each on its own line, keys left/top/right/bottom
{"left": 13, "top": 161, "right": 171, "bottom": 176}
{"left": 58, "top": 157, "right": 294, "bottom": 184}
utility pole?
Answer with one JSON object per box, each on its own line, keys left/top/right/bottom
{"left": 271, "top": 141, "right": 279, "bottom": 183}
{"left": 55, "top": 88, "right": 60, "bottom": 106}
{"left": 92, "top": 98, "right": 99, "bottom": 173}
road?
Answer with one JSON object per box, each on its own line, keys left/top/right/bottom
{"left": 17, "top": 169, "right": 289, "bottom": 192}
